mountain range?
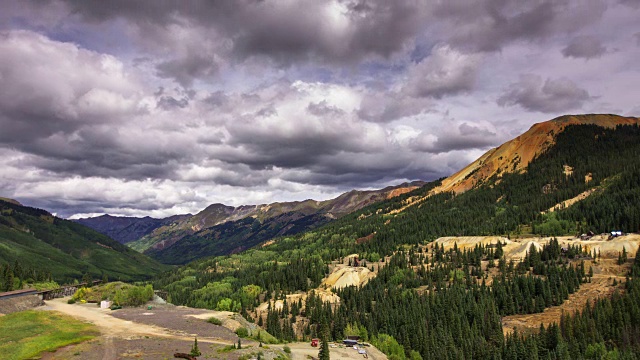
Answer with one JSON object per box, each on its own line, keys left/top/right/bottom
{"left": 77, "top": 182, "right": 423, "bottom": 264}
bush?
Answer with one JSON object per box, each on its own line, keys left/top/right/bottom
{"left": 253, "top": 330, "right": 279, "bottom": 344}
{"left": 372, "top": 334, "right": 406, "bottom": 360}
{"left": 112, "top": 284, "right": 154, "bottom": 306}
{"left": 283, "top": 345, "right": 291, "bottom": 354}
{"left": 71, "top": 287, "right": 91, "bottom": 301}
{"left": 67, "top": 299, "right": 76, "bottom": 304}
{"left": 236, "top": 327, "right": 249, "bottom": 338}
{"left": 207, "top": 317, "right": 222, "bottom": 325}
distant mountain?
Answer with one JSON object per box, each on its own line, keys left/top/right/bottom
{"left": 126, "top": 181, "right": 424, "bottom": 264}
{"left": 0, "top": 199, "right": 168, "bottom": 282}
{"left": 74, "top": 214, "right": 191, "bottom": 244}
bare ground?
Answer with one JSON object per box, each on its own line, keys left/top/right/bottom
{"left": 40, "top": 297, "right": 387, "bottom": 359}
{"left": 110, "top": 304, "right": 243, "bottom": 342}
{"left": 39, "top": 298, "right": 248, "bottom": 359}
{"left": 40, "top": 337, "right": 257, "bottom": 360}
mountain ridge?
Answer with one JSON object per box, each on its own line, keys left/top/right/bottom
{"left": 74, "top": 213, "right": 191, "bottom": 244}
{"left": 0, "top": 198, "right": 168, "bottom": 282}
{"left": 128, "top": 181, "right": 424, "bottom": 263}
{"left": 436, "top": 114, "right": 640, "bottom": 194}
{"left": 385, "top": 114, "right": 640, "bottom": 217}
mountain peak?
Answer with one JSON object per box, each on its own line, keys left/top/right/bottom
{"left": 0, "top": 197, "right": 22, "bottom": 206}
{"left": 436, "top": 114, "right": 639, "bottom": 194}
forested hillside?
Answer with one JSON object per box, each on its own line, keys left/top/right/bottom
{"left": 154, "top": 122, "right": 640, "bottom": 359}
{"left": 127, "top": 182, "right": 422, "bottom": 264}
{"left": 0, "top": 200, "right": 168, "bottom": 283}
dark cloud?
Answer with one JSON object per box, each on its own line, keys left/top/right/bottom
{"left": 157, "top": 96, "right": 189, "bottom": 110}
{"left": 307, "top": 101, "right": 345, "bottom": 117}
{"left": 280, "top": 151, "right": 429, "bottom": 187}
{"left": 405, "top": 44, "right": 482, "bottom": 98}
{"left": 0, "top": 30, "right": 141, "bottom": 142}
{"left": 497, "top": 74, "right": 591, "bottom": 113}
{"left": 411, "top": 122, "right": 498, "bottom": 154}
{"left": 432, "top": 0, "right": 607, "bottom": 52}
{"left": 56, "top": 0, "right": 428, "bottom": 66}
{"left": 562, "top": 35, "right": 606, "bottom": 59}
{"left": 357, "top": 92, "right": 432, "bottom": 123}
{"left": 619, "top": 0, "right": 640, "bottom": 8}
{"left": 156, "top": 53, "right": 220, "bottom": 88}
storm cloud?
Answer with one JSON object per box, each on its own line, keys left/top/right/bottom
{"left": 562, "top": 35, "right": 607, "bottom": 59}
{"left": 497, "top": 75, "right": 592, "bottom": 113}
{"left": 0, "top": 0, "right": 638, "bottom": 218}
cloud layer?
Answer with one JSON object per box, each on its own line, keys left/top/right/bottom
{"left": 0, "top": 0, "right": 639, "bottom": 218}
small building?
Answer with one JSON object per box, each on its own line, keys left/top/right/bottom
{"left": 343, "top": 339, "right": 358, "bottom": 346}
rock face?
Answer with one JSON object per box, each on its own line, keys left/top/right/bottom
{"left": 435, "top": 114, "right": 640, "bottom": 194}
{"left": 322, "top": 266, "right": 375, "bottom": 290}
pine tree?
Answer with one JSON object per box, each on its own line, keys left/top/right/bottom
{"left": 190, "top": 337, "right": 201, "bottom": 356}
{"left": 318, "top": 322, "right": 330, "bottom": 360}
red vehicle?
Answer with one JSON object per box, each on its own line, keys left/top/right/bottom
{"left": 311, "top": 338, "right": 319, "bottom": 347}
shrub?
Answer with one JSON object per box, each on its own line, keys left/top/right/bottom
{"left": 207, "top": 317, "right": 222, "bottom": 325}
{"left": 71, "top": 287, "right": 91, "bottom": 301}
{"left": 283, "top": 345, "right": 291, "bottom": 354}
{"left": 67, "top": 299, "right": 76, "bottom": 304}
{"left": 236, "top": 327, "right": 249, "bottom": 338}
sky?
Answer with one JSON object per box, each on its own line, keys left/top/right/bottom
{"left": 0, "top": 0, "right": 639, "bottom": 219}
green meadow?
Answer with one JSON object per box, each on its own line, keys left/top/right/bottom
{"left": 0, "top": 310, "right": 98, "bottom": 360}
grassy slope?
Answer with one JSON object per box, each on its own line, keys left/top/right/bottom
{"left": 0, "top": 200, "right": 169, "bottom": 282}
{"left": 0, "top": 310, "right": 98, "bottom": 360}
